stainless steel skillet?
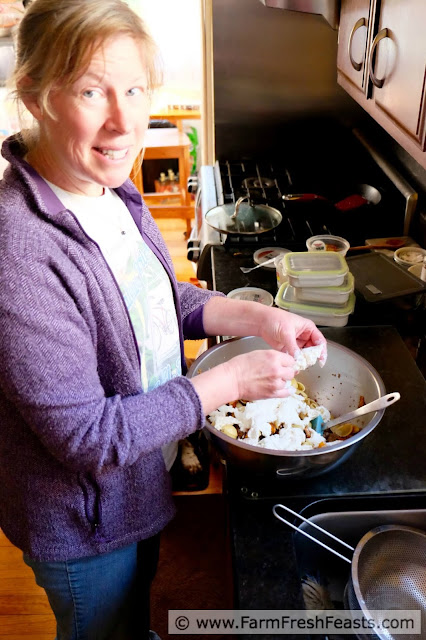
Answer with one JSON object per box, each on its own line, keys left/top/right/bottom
{"left": 205, "top": 195, "right": 282, "bottom": 235}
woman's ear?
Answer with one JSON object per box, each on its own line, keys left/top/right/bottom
{"left": 18, "top": 77, "right": 43, "bottom": 121}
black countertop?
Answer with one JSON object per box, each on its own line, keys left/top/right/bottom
{"left": 225, "top": 326, "right": 426, "bottom": 640}
{"left": 207, "top": 246, "right": 426, "bottom": 638}
{"left": 211, "top": 244, "right": 424, "bottom": 308}
{"left": 210, "top": 245, "right": 426, "bottom": 370}
{"left": 211, "top": 245, "right": 279, "bottom": 296}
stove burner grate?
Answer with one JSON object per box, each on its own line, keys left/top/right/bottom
{"left": 242, "top": 176, "right": 276, "bottom": 190}
{"left": 219, "top": 161, "right": 292, "bottom": 205}
{"left": 215, "top": 158, "right": 395, "bottom": 247}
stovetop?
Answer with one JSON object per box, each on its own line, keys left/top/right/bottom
{"left": 214, "top": 157, "right": 405, "bottom": 250}
{"left": 194, "top": 131, "right": 417, "bottom": 283}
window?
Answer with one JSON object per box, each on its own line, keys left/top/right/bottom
{"left": 129, "top": 0, "right": 202, "bottom": 111}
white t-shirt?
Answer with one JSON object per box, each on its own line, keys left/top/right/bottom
{"left": 45, "top": 182, "right": 180, "bottom": 470}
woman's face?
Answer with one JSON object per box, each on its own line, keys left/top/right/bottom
{"left": 30, "top": 35, "right": 150, "bottom": 196}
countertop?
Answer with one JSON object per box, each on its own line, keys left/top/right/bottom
{"left": 207, "top": 247, "right": 426, "bottom": 638}
{"left": 210, "top": 245, "right": 426, "bottom": 374}
{"left": 225, "top": 326, "right": 426, "bottom": 639}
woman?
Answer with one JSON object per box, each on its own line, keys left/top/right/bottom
{"left": 0, "top": 0, "right": 326, "bottom": 638}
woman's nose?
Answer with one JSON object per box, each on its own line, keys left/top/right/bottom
{"left": 105, "top": 97, "right": 132, "bottom": 134}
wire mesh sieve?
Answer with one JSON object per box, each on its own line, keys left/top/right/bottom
{"left": 273, "top": 505, "right": 426, "bottom": 640}
{"left": 348, "top": 525, "right": 426, "bottom": 640}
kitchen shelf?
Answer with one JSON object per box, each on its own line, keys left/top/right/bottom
{"left": 149, "top": 107, "right": 200, "bottom": 133}
{"left": 131, "top": 128, "right": 194, "bottom": 236}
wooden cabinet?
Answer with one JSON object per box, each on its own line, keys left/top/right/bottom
{"left": 337, "top": 0, "right": 372, "bottom": 97}
{"left": 337, "top": 0, "right": 426, "bottom": 170}
{"left": 372, "top": 2, "right": 426, "bottom": 152}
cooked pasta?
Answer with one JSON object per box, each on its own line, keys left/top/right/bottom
{"left": 208, "top": 379, "right": 331, "bottom": 451}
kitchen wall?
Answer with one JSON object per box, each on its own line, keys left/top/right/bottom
{"left": 211, "top": 0, "right": 360, "bottom": 155}
{"left": 210, "top": 0, "right": 426, "bottom": 245}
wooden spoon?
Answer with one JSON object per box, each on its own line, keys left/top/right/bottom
{"left": 349, "top": 238, "right": 406, "bottom": 251}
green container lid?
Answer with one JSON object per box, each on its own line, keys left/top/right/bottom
{"left": 275, "top": 283, "right": 356, "bottom": 327}
{"left": 294, "top": 272, "right": 355, "bottom": 306}
{"left": 283, "top": 251, "right": 348, "bottom": 287}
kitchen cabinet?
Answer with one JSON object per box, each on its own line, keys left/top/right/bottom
{"left": 337, "top": 0, "right": 372, "bottom": 97}
{"left": 337, "top": 0, "right": 426, "bottom": 170}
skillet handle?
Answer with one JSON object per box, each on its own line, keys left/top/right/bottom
{"left": 273, "top": 504, "right": 353, "bottom": 564}
{"left": 282, "top": 193, "right": 327, "bottom": 202}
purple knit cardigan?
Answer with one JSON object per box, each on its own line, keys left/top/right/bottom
{"left": 0, "top": 135, "right": 222, "bottom": 561}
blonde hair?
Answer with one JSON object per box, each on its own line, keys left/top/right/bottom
{"left": 11, "top": 0, "right": 161, "bottom": 147}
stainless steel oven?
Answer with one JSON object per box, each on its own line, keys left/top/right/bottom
{"left": 187, "top": 164, "right": 220, "bottom": 279}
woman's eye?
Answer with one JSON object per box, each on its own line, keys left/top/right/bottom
{"left": 82, "top": 89, "right": 101, "bottom": 99}
{"left": 127, "top": 87, "right": 143, "bottom": 97}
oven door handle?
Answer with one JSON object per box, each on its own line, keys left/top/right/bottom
{"left": 195, "top": 186, "right": 202, "bottom": 217}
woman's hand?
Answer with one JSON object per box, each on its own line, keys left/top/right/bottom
{"left": 190, "top": 349, "right": 296, "bottom": 415}
{"left": 194, "top": 297, "right": 327, "bottom": 415}
{"left": 225, "top": 349, "right": 297, "bottom": 401}
{"left": 258, "top": 306, "right": 327, "bottom": 359}
{"left": 202, "top": 297, "right": 327, "bottom": 359}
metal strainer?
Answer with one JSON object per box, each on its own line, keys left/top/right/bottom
{"left": 273, "top": 505, "right": 426, "bottom": 640}
{"left": 347, "top": 525, "right": 426, "bottom": 640}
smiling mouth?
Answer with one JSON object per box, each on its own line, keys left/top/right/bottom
{"left": 96, "top": 148, "right": 128, "bottom": 160}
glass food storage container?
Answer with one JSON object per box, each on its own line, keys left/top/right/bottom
{"left": 306, "top": 234, "right": 350, "bottom": 256}
{"left": 275, "top": 284, "right": 356, "bottom": 327}
{"left": 283, "top": 252, "right": 348, "bottom": 288}
{"left": 294, "top": 272, "right": 354, "bottom": 306}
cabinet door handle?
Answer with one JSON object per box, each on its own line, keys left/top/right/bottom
{"left": 368, "top": 27, "right": 389, "bottom": 88}
{"left": 348, "top": 17, "right": 367, "bottom": 72}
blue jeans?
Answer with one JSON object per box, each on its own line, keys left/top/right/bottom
{"left": 24, "top": 535, "right": 161, "bottom": 640}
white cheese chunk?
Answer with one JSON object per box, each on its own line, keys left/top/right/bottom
{"left": 294, "top": 344, "right": 327, "bottom": 371}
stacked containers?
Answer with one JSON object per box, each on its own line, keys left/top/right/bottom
{"left": 275, "top": 252, "right": 355, "bottom": 327}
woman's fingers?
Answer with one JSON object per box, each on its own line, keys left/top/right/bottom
{"left": 191, "top": 349, "right": 297, "bottom": 415}
{"left": 229, "top": 350, "right": 297, "bottom": 401}
{"left": 259, "top": 308, "right": 326, "bottom": 357}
